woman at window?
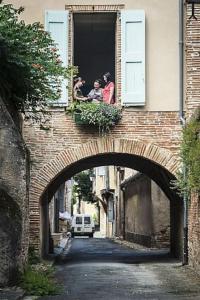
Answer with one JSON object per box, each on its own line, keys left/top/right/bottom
{"left": 73, "top": 77, "right": 88, "bottom": 101}
{"left": 102, "top": 72, "right": 115, "bottom": 104}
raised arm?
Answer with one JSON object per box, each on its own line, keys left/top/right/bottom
{"left": 108, "top": 83, "right": 114, "bottom": 104}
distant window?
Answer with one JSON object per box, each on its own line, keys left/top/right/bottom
{"left": 84, "top": 217, "right": 91, "bottom": 224}
{"left": 97, "top": 166, "right": 106, "bottom": 176}
{"left": 76, "top": 217, "right": 82, "bottom": 224}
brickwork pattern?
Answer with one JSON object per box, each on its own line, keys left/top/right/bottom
{"left": 23, "top": 109, "right": 182, "bottom": 250}
{"left": 186, "top": 4, "right": 200, "bottom": 273}
{"left": 189, "top": 193, "right": 200, "bottom": 274}
{"left": 186, "top": 5, "right": 200, "bottom": 118}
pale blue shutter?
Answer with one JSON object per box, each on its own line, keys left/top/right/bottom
{"left": 45, "top": 10, "right": 69, "bottom": 105}
{"left": 121, "top": 10, "right": 145, "bottom": 106}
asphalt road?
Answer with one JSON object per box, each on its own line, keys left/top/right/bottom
{"left": 39, "top": 238, "right": 200, "bottom": 300}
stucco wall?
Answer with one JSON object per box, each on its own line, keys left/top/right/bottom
{"left": 124, "top": 174, "right": 170, "bottom": 248}
{"left": 151, "top": 181, "right": 170, "bottom": 247}
{"left": 5, "top": 0, "right": 179, "bottom": 111}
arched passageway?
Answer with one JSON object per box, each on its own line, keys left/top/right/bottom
{"left": 29, "top": 139, "right": 183, "bottom": 259}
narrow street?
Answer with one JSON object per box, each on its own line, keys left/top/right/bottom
{"left": 39, "top": 238, "right": 200, "bottom": 300}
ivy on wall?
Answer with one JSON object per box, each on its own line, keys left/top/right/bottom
{"left": 174, "top": 108, "right": 200, "bottom": 199}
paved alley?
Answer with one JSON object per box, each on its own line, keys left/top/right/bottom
{"left": 38, "top": 238, "right": 200, "bottom": 300}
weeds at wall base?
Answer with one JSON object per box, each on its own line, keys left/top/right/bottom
{"left": 19, "top": 246, "right": 62, "bottom": 296}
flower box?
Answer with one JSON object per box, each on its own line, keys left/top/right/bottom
{"left": 73, "top": 112, "right": 88, "bottom": 125}
{"left": 72, "top": 103, "right": 122, "bottom": 133}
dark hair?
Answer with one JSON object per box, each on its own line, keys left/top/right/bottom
{"left": 103, "top": 72, "right": 111, "bottom": 82}
{"left": 95, "top": 79, "right": 102, "bottom": 85}
{"left": 74, "top": 77, "right": 85, "bottom": 85}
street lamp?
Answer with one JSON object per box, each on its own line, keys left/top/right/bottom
{"left": 186, "top": 0, "right": 200, "bottom": 19}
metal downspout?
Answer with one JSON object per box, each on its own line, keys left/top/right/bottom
{"left": 179, "top": 0, "right": 188, "bottom": 265}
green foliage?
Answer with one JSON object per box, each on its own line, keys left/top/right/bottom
{"left": 21, "top": 265, "right": 60, "bottom": 296}
{"left": 28, "top": 245, "right": 41, "bottom": 265}
{"left": 173, "top": 109, "right": 200, "bottom": 198}
{"left": 93, "top": 213, "right": 98, "bottom": 224}
{"left": 73, "top": 170, "right": 96, "bottom": 203}
{"left": 22, "top": 245, "right": 61, "bottom": 296}
{"left": 71, "top": 102, "right": 122, "bottom": 134}
{"left": 0, "top": 2, "right": 75, "bottom": 117}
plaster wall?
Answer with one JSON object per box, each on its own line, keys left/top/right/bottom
{"left": 5, "top": 0, "right": 179, "bottom": 111}
{"left": 124, "top": 175, "right": 170, "bottom": 248}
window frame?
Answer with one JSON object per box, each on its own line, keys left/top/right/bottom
{"left": 65, "top": 5, "right": 124, "bottom": 106}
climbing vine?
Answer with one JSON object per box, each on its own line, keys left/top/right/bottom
{"left": 174, "top": 108, "right": 200, "bottom": 199}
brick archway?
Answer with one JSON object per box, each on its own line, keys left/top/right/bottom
{"left": 29, "top": 138, "right": 181, "bottom": 254}
{"left": 31, "top": 138, "right": 180, "bottom": 199}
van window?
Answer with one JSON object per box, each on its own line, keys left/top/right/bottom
{"left": 84, "top": 217, "right": 91, "bottom": 224}
{"left": 76, "top": 217, "right": 82, "bottom": 224}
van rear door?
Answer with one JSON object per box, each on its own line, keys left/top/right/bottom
{"left": 83, "top": 216, "right": 92, "bottom": 233}
{"left": 75, "top": 215, "right": 83, "bottom": 232}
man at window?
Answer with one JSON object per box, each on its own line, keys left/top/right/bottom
{"left": 87, "top": 79, "right": 103, "bottom": 103}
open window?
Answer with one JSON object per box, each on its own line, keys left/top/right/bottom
{"left": 73, "top": 13, "right": 116, "bottom": 96}
{"left": 45, "top": 8, "right": 145, "bottom": 106}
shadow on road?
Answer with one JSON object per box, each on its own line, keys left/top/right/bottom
{"left": 55, "top": 238, "right": 177, "bottom": 266}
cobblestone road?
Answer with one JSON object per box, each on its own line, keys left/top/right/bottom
{"left": 39, "top": 238, "right": 200, "bottom": 300}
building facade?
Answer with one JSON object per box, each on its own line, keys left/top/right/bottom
{"left": 2, "top": 0, "right": 199, "bottom": 272}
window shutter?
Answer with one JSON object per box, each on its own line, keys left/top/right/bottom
{"left": 45, "top": 10, "right": 69, "bottom": 105}
{"left": 121, "top": 10, "right": 145, "bottom": 106}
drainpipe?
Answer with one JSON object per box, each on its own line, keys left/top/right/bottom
{"left": 179, "top": 0, "right": 185, "bottom": 124}
{"left": 179, "top": 0, "right": 188, "bottom": 265}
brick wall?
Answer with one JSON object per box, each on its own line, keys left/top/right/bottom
{"left": 188, "top": 193, "right": 200, "bottom": 274}
{"left": 23, "top": 108, "right": 182, "bottom": 253}
{"left": 186, "top": 4, "right": 200, "bottom": 118}
{"left": 186, "top": 3, "right": 200, "bottom": 273}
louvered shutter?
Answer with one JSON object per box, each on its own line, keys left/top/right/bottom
{"left": 121, "top": 10, "right": 145, "bottom": 106}
{"left": 45, "top": 10, "right": 69, "bottom": 105}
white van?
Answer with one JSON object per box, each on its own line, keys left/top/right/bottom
{"left": 71, "top": 214, "right": 95, "bottom": 238}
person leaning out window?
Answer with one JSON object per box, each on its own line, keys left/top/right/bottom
{"left": 73, "top": 77, "right": 88, "bottom": 101}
